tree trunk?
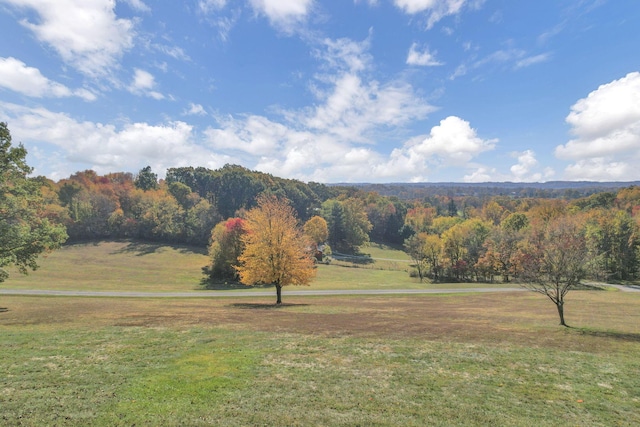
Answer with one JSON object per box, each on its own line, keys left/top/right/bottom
{"left": 276, "top": 284, "right": 282, "bottom": 305}
{"left": 556, "top": 302, "right": 568, "bottom": 327}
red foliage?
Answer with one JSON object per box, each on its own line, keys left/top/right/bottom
{"left": 225, "top": 217, "right": 245, "bottom": 233}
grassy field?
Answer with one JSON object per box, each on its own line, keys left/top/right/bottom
{"left": 2, "top": 240, "right": 639, "bottom": 425}
{"left": 1, "top": 291, "right": 639, "bottom": 426}
{"left": 3, "top": 240, "right": 515, "bottom": 293}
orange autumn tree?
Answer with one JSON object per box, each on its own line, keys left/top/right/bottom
{"left": 236, "top": 195, "right": 316, "bottom": 304}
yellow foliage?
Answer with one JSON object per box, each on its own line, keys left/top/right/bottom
{"left": 236, "top": 195, "right": 316, "bottom": 293}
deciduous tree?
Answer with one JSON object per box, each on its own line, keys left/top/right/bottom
{"left": 134, "top": 166, "right": 158, "bottom": 191}
{"left": 236, "top": 195, "right": 316, "bottom": 304}
{"left": 0, "top": 122, "right": 67, "bottom": 282}
{"left": 519, "top": 215, "right": 588, "bottom": 327}
{"left": 205, "top": 217, "right": 246, "bottom": 282}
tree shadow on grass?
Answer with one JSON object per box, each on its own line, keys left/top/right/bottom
{"left": 229, "top": 303, "right": 310, "bottom": 310}
{"left": 574, "top": 328, "right": 640, "bottom": 343}
{"left": 113, "top": 240, "right": 207, "bottom": 256}
{"left": 201, "top": 280, "right": 275, "bottom": 290}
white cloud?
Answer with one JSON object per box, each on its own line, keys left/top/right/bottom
{"left": 122, "top": 0, "right": 150, "bottom": 12}
{"left": 395, "top": 116, "right": 496, "bottom": 165}
{"left": 406, "top": 43, "right": 443, "bottom": 66}
{"left": 451, "top": 47, "right": 550, "bottom": 80}
{"left": 515, "top": 53, "right": 551, "bottom": 69}
{"left": 511, "top": 150, "right": 538, "bottom": 181}
{"left": 199, "top": 0, "right": 227, "bottom": 13}
{"left": 0, "top": 102, "right": 230, "bottom": 179}
{"left": 556, "top": 72, "right": 640, "bottom": 180}
{"left": 205, "top": 115, "right": 289, "bottom": 156}
{"left": 1, "top": 29, "right": 497, "bottom": 183}
{"left": 0, "top": 56, "right": 96, "bottom": 100}
{"left": 151, "top": 44, "right": 190, "bottom": 62}
{"left": 463, "top": 150, "right": 555, "bottom": 183}
{"left": 184, "top": 103, "right": 207, "bottom": 116}
{"left": 3, "top": 0, "right": 135, "bottom": 78}
{"left": 299, "top": 36, "right": 434, "bottom": 144}
{"left": 197, "top": 0, "right": 239, "bottom": 42}
{"left": 393, "top": 0, "right": 470, "bottom": 29}
{"left": 198, "top": 36, "right": 446, "bottom": 182}
{"left": 463, "top": 166, "right": 497, "bottom": 183}
{"left": 248, "top": 0, "right": 314, "bottom": 32}
{"left": 509, "top": 150, "right": 541, "bottom": 182}
{"left": 128, "top": 68, "right": 164, "bottom": 99}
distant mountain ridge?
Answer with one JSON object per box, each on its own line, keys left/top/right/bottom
{"left": 336, "top": 181, "right": 640, "bottom": 189}
{"left": 329, "top": 181, "right": 640, "bottom": 199}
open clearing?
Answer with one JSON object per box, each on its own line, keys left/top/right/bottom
{"left": 2, "top": 240, "right": 640, "bottom": 425}
{"left": 3, "top": 240, "right": 515, "bottom": 292}
{"left": 2, "top": 291, "right": 640, "bottom": 426}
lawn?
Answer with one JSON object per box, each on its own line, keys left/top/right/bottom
{"left": 2, "top": 240, "right": 639, "bottom": 425}
{"left": 1, "top": 291, "right": 640, "bottom": 426}
{"left": 3, "top": 240, "right": 515, "bottom": 293}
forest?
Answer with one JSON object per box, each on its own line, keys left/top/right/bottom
{"left": 27, "top": 162, "right": 640, "bottom": 286}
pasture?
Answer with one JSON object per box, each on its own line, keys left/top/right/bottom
{"left": 1, "top": 241, "right": 639, "bottom": 425}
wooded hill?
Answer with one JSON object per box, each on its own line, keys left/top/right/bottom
{"left": 33, "top": 164, "right": 640, "bottom": 283}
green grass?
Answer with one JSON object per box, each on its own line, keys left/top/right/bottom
{"left": 2, "top": 292, "right": 640, "bottom": 426}
{"left": 360, "top": 243, "right": 412, "bottom": 261}
{"left": 3, "top": 239, "right": 639, "bottom": 425}
{"left": 4, "top": 240, "right": 209, "bottom": 292}
{"left": 3, "top": 240, "right": 512, "bottom": 293}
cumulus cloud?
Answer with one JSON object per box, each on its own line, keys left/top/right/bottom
{"left": 248, "top": 0, "right": 314, "bottom": 32}
{"left": 3, "top": 0, "right": 135, "bottom": 78}
{"left": 406, "top": 43, "right": 443, "bottom": 66}
{"left": 0, "top": 102, "right": 230, "bottom": 179}
{"left": 508, "top": 150, "right": 555, "bottom": 182}
{"left": 0, "top": 57, "right": 96, "bottom": 100}
{"left": 299, "top": 36, "right": 435, "bottom": 143}
{"left": 510, "top": 150, "right": 538, "bottom": 180}
{"left": 388, "top": 116, "right": 496, "bottom": 168}
{"left": 128, "top": 69, "right": 164, "bottom": 100}
{"left": 463, "top": 166, "right": 497, "bottom": 183}
{"left": 556, "top": 72, "right": 640, "bottom": 180}
{"left": 1, "top": 28, "right": 497, "bottom": 183}
{"left": 200, "top": 38, "right": 498, "bottom": 182}
{"left": 462, "top": 150, "right": 554, "bottom": 183}
{"left": 184, "top": 103, "right": 207, "bottom": 116}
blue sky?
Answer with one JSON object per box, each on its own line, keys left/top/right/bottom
{"left": 1, "top": 0, "right": 639, "bottom": 183}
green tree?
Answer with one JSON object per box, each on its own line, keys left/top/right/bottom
{"left": 585, "top": 209, "right": 640, "bottom": 281}
{"left": 205, "top": 217, "right": 246, "bottom": 282}
{"left": 321, "top": 198, "right": 372, "bottom": 253}
{"left": 236, "top": 195, "right": 316, "bottom": 304}
{"left": 0, "top": 122, "right": 67, "bottom": 282}
{"left": 404, "top": 232, "right": 430, "bottom": 282}
{"left": 134, "top": 166, "right": 158, "bottom": 191}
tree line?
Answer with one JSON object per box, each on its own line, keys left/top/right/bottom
{"left": 2, "top": 121, "right": 640, "bottom": 289}
{"left": 23, "top": 160, "right": 640, "bottom": 288}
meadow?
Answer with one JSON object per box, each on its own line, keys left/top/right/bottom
{"left": 1, "top": 241, "right": 639, "bottom": 426}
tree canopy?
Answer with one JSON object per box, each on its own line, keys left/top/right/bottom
{"left": 235, "top": 195, "right": 316, "bottom": 304}
{"left": 518, "top": 216, "right": 589, "bottom": 327}
{"left": 0, "top": 122, "right": 67, "bottom": 282}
